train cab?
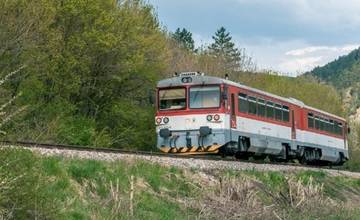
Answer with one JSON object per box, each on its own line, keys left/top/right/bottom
{"left": 155, "top": 72, "right": 230, "bottom": 154}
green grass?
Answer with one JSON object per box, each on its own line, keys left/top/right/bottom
{"left": 1, "top": 148, "right": 360, "bottom": 219}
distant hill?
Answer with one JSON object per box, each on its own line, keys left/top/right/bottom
{"left": 306, "top": 47, "right": 360, "bottom": 115}
{"left": 307, "top": 47, "right": 360, "bottom": 89}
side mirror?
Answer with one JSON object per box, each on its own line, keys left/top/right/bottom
{"left": 348, "top": 127, "right": 351, "bottom": 134}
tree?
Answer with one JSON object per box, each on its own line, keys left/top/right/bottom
{"left": 172, "top": 28, "right": 195, "bottom": 51}
{"left": 1, "top": 0, "right": 168, "bottom": 148}
{"left": 208, "top": 27, "right": 241, "bottom": 73}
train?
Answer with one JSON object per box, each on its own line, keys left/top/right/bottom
{"left": 155, "top": 72, "right": 349, "bottom": 165}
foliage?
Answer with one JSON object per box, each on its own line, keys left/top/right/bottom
{"left": 172, "top": 28, "right": 195, "bottom": 51}
{"left": 2, "top": 149, "right": 360, "bottom": 219}
{"left": 344, "top": 122, "right": 360, "bottom": 171}
{"left": 0, "top": 148, "right": 60, "bottom": 219}
{"left": 309, "top": 47, "right": 360, "bottom": 89}
{"left": 2, "top": 0, "right": 166, "bottom": 148}
{"left": 208, "top": 27, "right": 242, "bottom": 72}
{"left": 307, "top": 47, "right": 360, "bottom": 114}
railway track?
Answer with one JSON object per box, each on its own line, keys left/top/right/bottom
{"left": 0, "top": 140, "right": 357, "bottom": 178}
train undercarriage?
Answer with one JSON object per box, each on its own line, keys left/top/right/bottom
{"left": 219, "top": 137, "right": 347, "bottom": 166}
{"left": 158, "top": 130, "right": 348, "bottom": 166}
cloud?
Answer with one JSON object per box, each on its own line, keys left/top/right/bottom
{"left": 279, "top": 56, "right": 323, "bottom": 74}
{"left": 277, "top": 44, "right": 360, "bottom": 75}
{"left": 235, "top": 0, "right": 360, "bottom": 30}
{"left": 285, "top": 44, "right": 360, "bottom": 56}
{"left": 285, "top": 47, "right": 335, "bottom": 56}
{"left": 150, "top": 0, "right": 360, "bottom": 75}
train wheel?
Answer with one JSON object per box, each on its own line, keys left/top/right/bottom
{"left": 219, "top": 146, "right": 227, "bottom": 158}
{"left": 300, "top": 156, "right": 308, "bottom": 165}
{"left": 269, "top": 145, "right": 289, "bottom": 163}
{"left": 235, "top": 151, "right": 249, "bottom": 160}
{"left": 335, "top": 153, "right": 346, "bottom": 166}
{"left": 252, "top": 155, "right": 266, "bottom": 161}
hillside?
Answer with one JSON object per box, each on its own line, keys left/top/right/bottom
{"left": 309, "top": 47, "right": 360, "bottom": 90}
{"left": 306, "top": 47, "right": 360, "bottom": 115}
{"left": 2, "top": 147, "right": 360, "bottom": 219}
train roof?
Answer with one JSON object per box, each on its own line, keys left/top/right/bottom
{"left": 157, "top": 73, "right": 345, "bottom": 121}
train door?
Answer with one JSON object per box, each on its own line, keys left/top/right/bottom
{"left": 230, "top": 93, "right": 237, "bottom": 129}
{"left": 291, "top": 110, "right": 296, "bottom": 139}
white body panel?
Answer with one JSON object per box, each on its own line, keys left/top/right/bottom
{"left": 297, "top": 130, "right": 345, "bottom": 149}
{"left": 236, "top": 116, "right": 291, "bottom": 140}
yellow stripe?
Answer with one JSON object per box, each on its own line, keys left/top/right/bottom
{"left": 189, "top": 147, "right": 198, "bottom": 152}
{"left": 179, "top": 147, "right": 188, "bottom": 153}
{"left": 160, "top": 144, "right": 222, "bottom": 154}
{"left": 207, "top": 144, "right": 221, "bottom": 152}
{"left": 176, "top": 150, "right": 219, "bottom": 155}
{"left": 159, "top": 147, "right": 171, "bottom": 153}
{"left": 170, "top": 148, "right": 178, "bottom": 153}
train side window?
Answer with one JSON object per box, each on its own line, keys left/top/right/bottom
{"left": 321, "top": 118, "right": 325, "bottom": 131}
{"left": 327, "top": 119, "right": 332, "bottom": 132}
{"left": 335, "top": 121, "right": 339, "bottom": 134}
{"left": 282, "top": 105, "right": 289, "bottom": 122}
{"left": 248, "top": 96, "right": 257, "bottom": 115}
{"left": 275, "top": 103, "right": 282, "bottom": 121}
{"left": 266, "top": 101, "right": 274, "bottom": 119}
{"left": 323, "top": 118, "right": 328, "bottom": 132}
{"left": 258, "top": 99, "right": 266, "bottom": 117}
{"left": 308, "top": 113, "right": 314, "bottom": 128}
{"left": 315, "top": 116, "right": 320, "bottom": 129}
{"left": 238, "top": 93, "right": 248, "bottom": 113}
{"left": 320, "top": 117, "right": 325, "bottom": 131}
{"left": 329, "top": 120, "right": 334, "bottom": 133}
{"left": 324, "top": 119, "right": 329, "bottom": 132}
{"left": 339, "top": 123, "right": 343, "bottom": 135}
{"left": 334, "top": 122, "right": 339, "bottom": 135}
{"left": 335, "top": 122, "right": 343, "bottom": 135}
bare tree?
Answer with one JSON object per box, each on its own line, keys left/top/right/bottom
{"left": 0, "top": 66, "right": 27, "bottom": 135}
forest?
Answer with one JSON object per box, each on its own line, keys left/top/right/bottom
{"left": 3, "top": 1, "right": 360, "bottom": 219}
{"left": 0, "top": 0, "right": 345, "bottom": 151}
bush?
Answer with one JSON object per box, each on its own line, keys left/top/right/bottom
{"left": 57, "top": 116, "right": 96, "bottom": 146}
{"left": 0, "top": 148, "right": 60, "bottom": 219}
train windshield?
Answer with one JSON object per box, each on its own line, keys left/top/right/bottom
{"left": 159, "top": 88, "right": 186, "bottom": 110}
{"left": 189, "top": 86, "right": 220, "bottom": 109}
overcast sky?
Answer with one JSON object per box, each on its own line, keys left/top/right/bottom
{"left": 148, "top": 0, "right": 360, "bottom": 76}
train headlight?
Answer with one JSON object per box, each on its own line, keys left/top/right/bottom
{"left": 156, "top": 117, "right": 162, "bottom": 125}
{"left": 181, "top": 77, "right": 192, "bottom": 83}
{"left": 206, "top": 115, "right": 213, "bottom": 121}
{"left": 214, "top": 114, "right": 220, "bottom": 121}
{"left": 163, "top": 117, "right": 169, "bottom": 124}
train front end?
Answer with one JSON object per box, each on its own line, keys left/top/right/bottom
{"left": 155, "top": 72, "right": 229, "bottom": 154}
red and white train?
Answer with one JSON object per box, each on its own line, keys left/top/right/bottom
{"left": 155, "top": 72, "right": 349, "bottom": 165}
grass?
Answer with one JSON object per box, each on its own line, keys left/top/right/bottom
{"left": 1, "top": 148, "right": 360, "bottom": 219}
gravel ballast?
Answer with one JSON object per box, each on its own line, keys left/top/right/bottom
{"left": 3, "top": 145, "right": 360, "bottom": 179}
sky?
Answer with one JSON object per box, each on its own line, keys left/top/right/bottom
{"left": 148, "top": 0, "right": 360, "bottom": 76}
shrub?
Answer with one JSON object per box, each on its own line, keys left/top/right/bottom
{"left": 0, "top": 148, "right": 60, "bottom": 219}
